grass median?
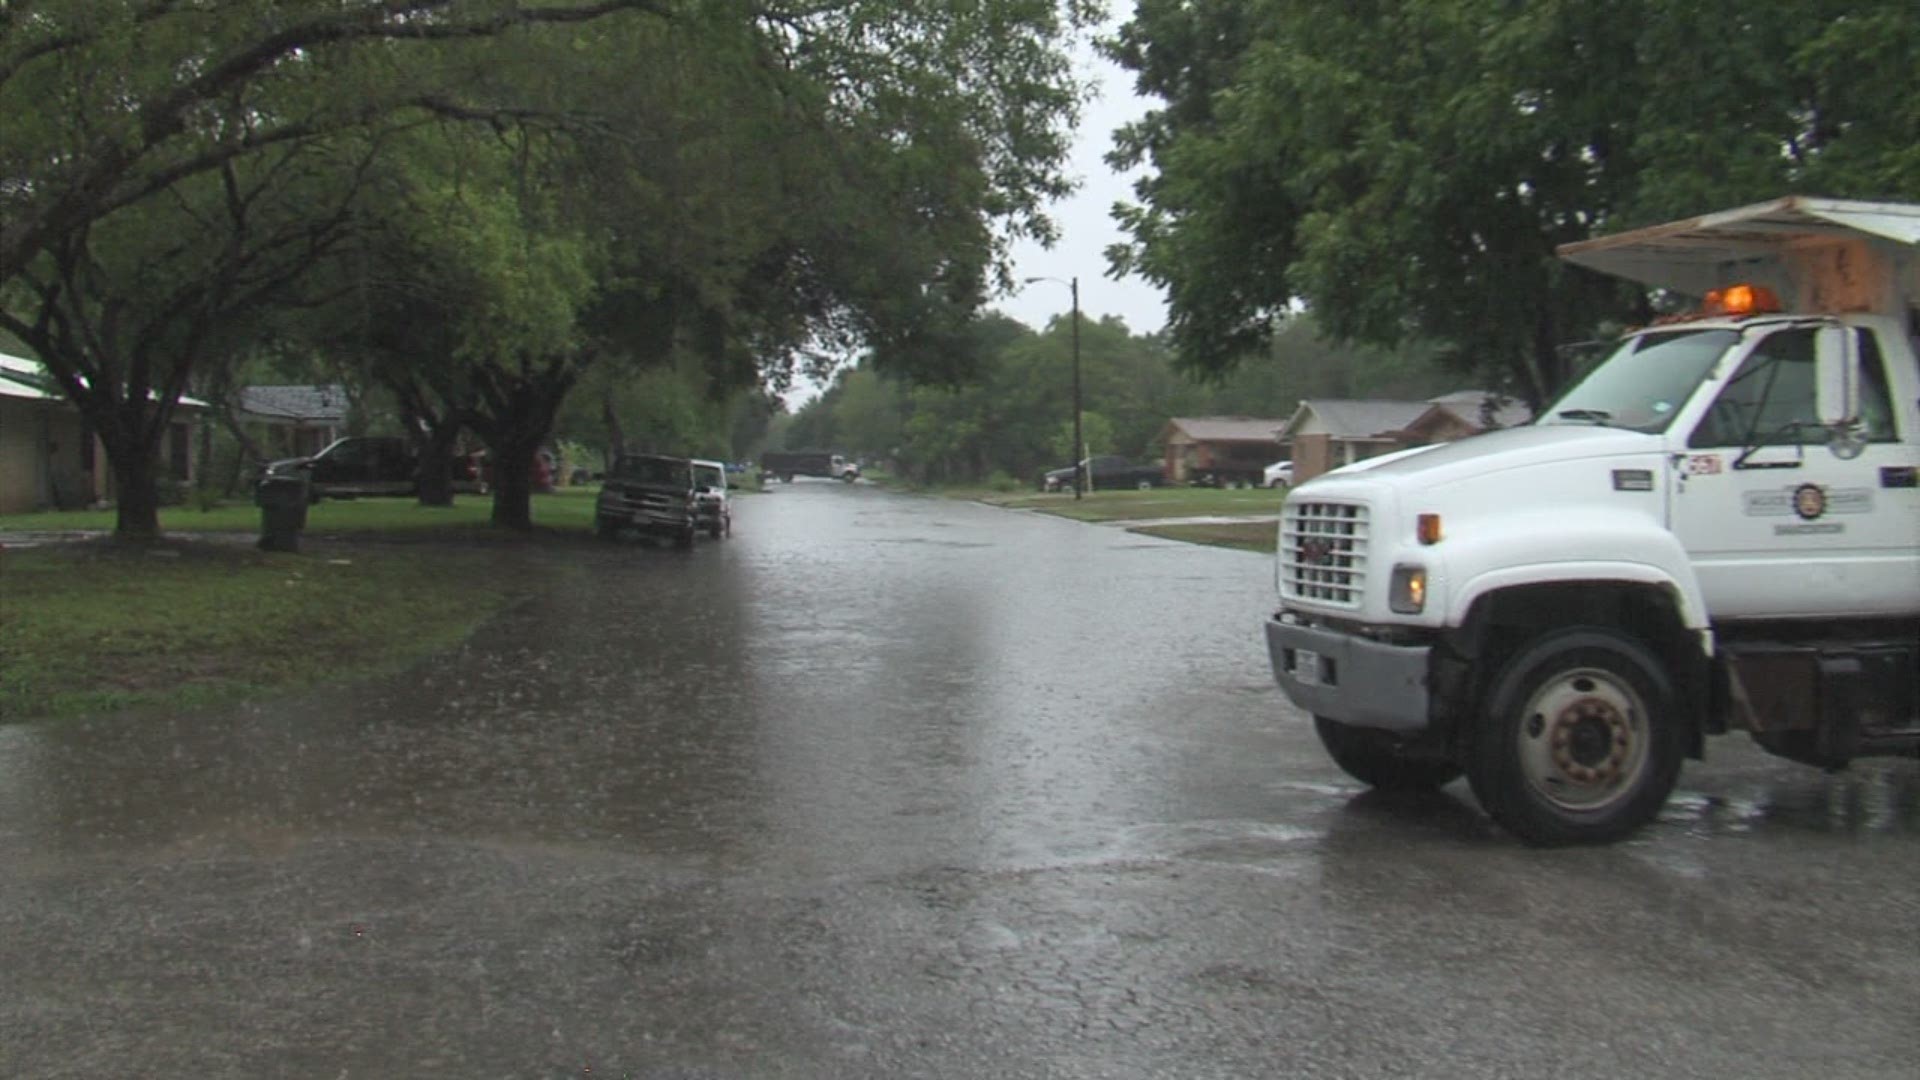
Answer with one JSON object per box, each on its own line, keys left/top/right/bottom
{"left": 952, "top": 484, "right": 1283, "bottom": 553}
{"left": 0, "top": 491, "right": 614, "bottom": 722}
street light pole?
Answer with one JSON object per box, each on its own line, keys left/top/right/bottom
{"left": 1070, "top": 275, "right": 1083, "bottom": 500}
{"left": 1024, "top": 274, "right": 1086, "bottom": 501}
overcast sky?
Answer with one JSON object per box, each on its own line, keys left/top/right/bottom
{"left": 991, "top": 26, "right": 1169, "bottom": 337}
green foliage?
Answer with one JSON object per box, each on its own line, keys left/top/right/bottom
{"left": 789, "top": 307, "right": 1450, "bottom": 485}
{"left": 985, "top": 471, "right": 1023, "bottom": 493}
{"left": 1107, "top": 0, "right": 1920, "bottom": 405}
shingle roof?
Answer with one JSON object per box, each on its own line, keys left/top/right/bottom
{"left": 239, "top": 384, "right": 348, "bottom": 422}
{"left": 1294, "top": 400, "right": 1435, "bottom": 438}
{"left": 1427, "top": 390, "right": 1533, "bottom": 429}
{"left": 1166, "top": 416, "right": 1289, "bottom": 442}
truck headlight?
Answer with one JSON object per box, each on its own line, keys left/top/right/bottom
{"left": 1389, "top": 565, "right": 1427, "bottom": 614}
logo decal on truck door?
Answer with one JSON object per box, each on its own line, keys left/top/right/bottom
{"left": 1792, "top": 483, "right": 1827, "bottom": 521}
{"left": 1743, "top": 485, "right": 1873, "bottom": 518}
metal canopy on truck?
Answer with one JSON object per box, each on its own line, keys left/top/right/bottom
{"left": 1558, "top": 196, "right": 1920, "bottom": 317}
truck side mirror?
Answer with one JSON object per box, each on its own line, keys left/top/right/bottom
{"left": 1813, "top": 324, "right": 1857, "bottom": 426}
{"left": 1813, "top": 324, "right": 1867, "bottom": 459}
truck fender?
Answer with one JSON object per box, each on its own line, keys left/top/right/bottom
{"left": 1440, "top": 513, "right": 1712, "bottom": 643}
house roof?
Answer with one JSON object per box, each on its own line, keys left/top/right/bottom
{"left": 0, "top": 352, "right": 61, "bottom": 401}
{"left": 238, "top": 384, "right": 348, "bottom": 423}
{"left": 1284, "top": 392, "right": 1535, "bottom": 440}
{"left": 1287, "top": 399, "right": 1435, "bottom": 439}
{"left": 1427, "top": 390, "right": 1534, "bottom": 429}
{"left": 0, "top": 350, "right": 209, "bottom": 409}
{"left": 1164, "top": 416, "right": 1289, "bottom": 443}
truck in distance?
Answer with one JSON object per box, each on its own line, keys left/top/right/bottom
{"left": 759, "top": 450, "right": 859, "bottom": 483}
{"left": 1264, "top": 196, "right": 1919, "bottom": 844}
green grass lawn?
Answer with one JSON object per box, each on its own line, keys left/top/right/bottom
{"left": 977, "top": 485, "right": 1285, "bottom": 522}
{"left": 0, "top": 490, "right": 609, "bottom": 721}
{"left": 1128, "top": 520, "right": 1278, "bottom": 553}
{"left": 0, "top": 487, "right": 602, "bottom": 536}
{"left": 0, "top": 540, "right": 526, "bottom": 721}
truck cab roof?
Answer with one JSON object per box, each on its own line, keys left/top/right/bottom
{"left": 1558, "top": 196, "right": 1920, "bottom": 317}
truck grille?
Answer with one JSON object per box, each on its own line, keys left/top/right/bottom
{"left": 1280, "top": 500, "right": 1370, "bottom": 608}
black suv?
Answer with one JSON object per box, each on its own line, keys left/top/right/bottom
{"left": 596, "top": 454, "right": 697, "bottom": 548}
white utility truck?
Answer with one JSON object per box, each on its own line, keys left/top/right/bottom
{"left": 1265, "top": 196, "right": 1920, "bottom": 843}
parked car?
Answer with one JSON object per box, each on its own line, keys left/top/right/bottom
{"left": 595, "top": 453, "right": 697, "bottom": 548}
{"left": 266, "top": 438, "right": 498, "bottom": 501}
{"left": 691, "top": 458, "right": 731, "bottom": 538}
{"left": 1040, "top": 454, "right": 1166, "bottom": 492}
{"left": 1262, "top": 460, "right": 1294, "bottom": 488}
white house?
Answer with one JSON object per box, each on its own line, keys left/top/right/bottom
{"left": 0, "top": 351, "right": 205, "bottom": 514}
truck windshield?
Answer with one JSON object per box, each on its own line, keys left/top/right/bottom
{"left": 612, "top": 457, "right": 690, "bottom": 486}
{"left": 1538, "top": 328, "right": 1739, "bottom": 434}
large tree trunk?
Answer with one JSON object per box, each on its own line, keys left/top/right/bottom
{"left": 487, "top": 442, "right": 538, "bottom": 530}
{"left": 414, "top": 423, "right": 463, "bottom": 507}
{"left": 602, "top": 386, "right": 625, "bottom": 468}
{"left": 466, "top": 353, "right": 579, "bottom": 531}
{"left": 108, "top": 434, "right": 163, "bottom": 542}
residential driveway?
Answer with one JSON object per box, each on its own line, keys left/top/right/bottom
{"left": 1, "top": 481, "right": 1915, "bottom": 1078}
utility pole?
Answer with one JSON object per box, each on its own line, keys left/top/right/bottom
{"left": 1070, "top": 275, "right": 1083, "bottom": 500}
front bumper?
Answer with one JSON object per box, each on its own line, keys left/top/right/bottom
{"left": 1264, "top": 616, "right": 1433, "bottom": 733}
{"left": 598, "top": 496, "right": 690, "bottom": 535}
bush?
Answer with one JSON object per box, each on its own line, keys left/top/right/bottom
{"left": 986, "top": 470, "right": 1022, "bottom": 493}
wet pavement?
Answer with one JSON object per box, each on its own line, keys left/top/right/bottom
{"left": 2, "top": 481, "right": 1916, "bottom": 1078}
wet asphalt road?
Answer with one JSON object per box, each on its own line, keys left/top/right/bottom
{"left": 2, "top": 481, "right": 1916, "bottom": 1079}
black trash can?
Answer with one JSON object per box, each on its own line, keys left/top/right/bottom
{"left": 255, "top": 474, "right": 310, "bottom": 552}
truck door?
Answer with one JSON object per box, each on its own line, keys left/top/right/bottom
{"left": 1669, "top": 324, "right": 1919, "bottom": 620}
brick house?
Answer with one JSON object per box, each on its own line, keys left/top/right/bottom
{"left": 1159, "top": 416, "right": 1290, "bottom": 486}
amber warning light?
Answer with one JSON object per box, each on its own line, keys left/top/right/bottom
{"left": 1701, "top": 284, "right": 1782, "bottom": 317}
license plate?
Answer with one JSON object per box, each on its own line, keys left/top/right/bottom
{"left": 1294, "top": 648, "right": 1320, "bottom": 686}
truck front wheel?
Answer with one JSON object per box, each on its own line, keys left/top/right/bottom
{"left": 1313, "top": 717, "right": 1463, "bottom": 790}
{"left": 1466, "top": 627, "right": 1682, "bottom": 845}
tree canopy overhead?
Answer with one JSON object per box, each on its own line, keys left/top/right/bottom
{"left": 2, "top": 0, "right": 1102, "bottom": 536}
{"left": 1106, "top": 0, "right": 1920, "bottom": 406}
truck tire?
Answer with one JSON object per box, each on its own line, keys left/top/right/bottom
{"left": 1314, "top": 716, "right": 1463, "bottom": 790}
{"left": 1466, "top": 627, "right": 1683, "bottom": 845}
{"left": 675, "top": 525, "right": 695, "bottom": 550}
{"left": 596, "top": 515, "right": 618, "bottom": 541}
{"left": 1135, "top": 478, "right": 1152, "bottom": 490}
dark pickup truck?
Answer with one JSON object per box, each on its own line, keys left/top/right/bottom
{"left": 1040, "top": 454, "right": 1167, "bottom": 492}
{"left": 596, "top": 453, "right": 698, "bottom": 548}
{"left": 264, "top": 436, "right": 486, "bottom": 501}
